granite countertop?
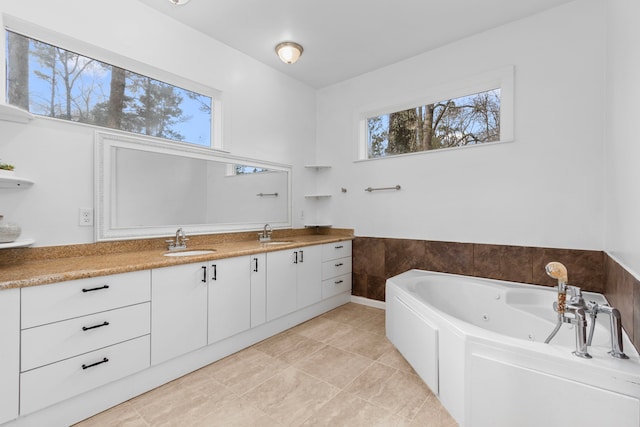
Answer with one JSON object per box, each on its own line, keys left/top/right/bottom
{"left": 0, "top": 230, "right": 353, "bottom": 290}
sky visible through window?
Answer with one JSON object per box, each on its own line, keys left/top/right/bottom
{"left": 367, "top": 89, "right": 501, "bottom": 158}
{"left": 5, "top": 31, "right": 212, "bottom": 147}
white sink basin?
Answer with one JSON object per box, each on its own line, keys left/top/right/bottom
{"left": 164, "top": 250, "right": 216, "bottom": 257}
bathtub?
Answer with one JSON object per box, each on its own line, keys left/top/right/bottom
{"left": 386, "top": 270, "right": 640, "bottom": 427}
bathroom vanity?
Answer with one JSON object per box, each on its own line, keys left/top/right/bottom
{"left": 0, "top": 233, "right": 352, "bottom": 427}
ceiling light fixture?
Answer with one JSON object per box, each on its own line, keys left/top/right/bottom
{"left": 168, "top": 0, "right": 191, "bottom": 5}
{"left": 275, "top": 42, "right": 303, "bottom": 64}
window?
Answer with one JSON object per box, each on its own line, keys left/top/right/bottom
{"left": 367, "top": 89, "right": 500, "bottom": 158}
{"left": 359, "top": 66, "right": 514, "bottom": 160}
{"left": 5, "top": 30, "right": 214, "bottom": 148}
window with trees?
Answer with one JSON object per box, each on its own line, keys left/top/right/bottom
{"left": 367, "top": 88, "right": 501, "bottom": 158}
{"left": 5, "top": 30, "right": 213, "bottom": 147}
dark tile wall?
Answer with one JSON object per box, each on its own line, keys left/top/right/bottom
{"left": 353, "top": 236, "right": 640, "bottom": 351}
{"left": 603, "top": 255, "right": 640, "bottom": 352}
{"left": 353, "top": 237, "right": 604, "bottom": 300}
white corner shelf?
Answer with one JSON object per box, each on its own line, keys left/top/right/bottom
{"left": 0, "top": 175, "right": 34, "bottom": 188}
{"left": 0, "top": 104, "right": 34, "bottom": 123}
{"left": 304, "top": 165, "right": 332, "bottom": 170}
{"left": 0, "top": 239, "right": 35, "bottom": 249}
{"left": 304, "top": 194, "right": 332, "bottom": 198}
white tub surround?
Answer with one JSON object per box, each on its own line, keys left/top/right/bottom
{"left": 386, "top": 270, "right": 640, "bottom": 427}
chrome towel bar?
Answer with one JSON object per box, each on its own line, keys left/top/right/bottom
{"left": 365, "top": 185, "right": 401, "bottom": 192}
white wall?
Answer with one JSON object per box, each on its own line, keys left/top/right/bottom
{"left": 0, "top": 0, "right": 316, "bottom": 246}
{"left": 316, "top": 0, "right": 606, "bottom": 250}
{"left": 604, "top": 0, "right": 640, "bottom": 277}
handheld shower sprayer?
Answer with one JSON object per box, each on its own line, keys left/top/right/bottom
{"left": 544, "top": 261, "right": 568, "bottom": 344}
{"left": 545, "top": 261, "right": 568, "bottom": 315}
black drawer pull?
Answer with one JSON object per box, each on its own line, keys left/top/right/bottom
{"left": 299, "top": 250, "right": 304, "bottom": 263}
{"left": 202, "top": 266, "right": 207, "bottom": 283}
{"left": 335, "top": 245, "right": 344, "bottom": 249}
{"left": 82, "top": 321, "right": 109, "bottom": 331}
{"left": 335, "top": 280, "right": 344, "bottom": 284}
{"left": 82, "top": 357, "right": 109, "bottom": 370}
{"left": 253, "top": 257, "right": 259, "bottom": 272}
{"left": 82, "top": 285, "right": 109, "bottom": 293}
{"left": 335, "top": 263, "right": 344, "bottom": 267}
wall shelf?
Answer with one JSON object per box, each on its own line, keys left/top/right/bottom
{"left": 0, "top": 175, "right": 34, "bottom": 189}
{"left": 0, "top": 104, "right": 34, "bottom": 123}
{"left": 0, "top": 239, "right": 35, "bottom": 249}
{"left": 304, "top": 224, "right": 332, "bottom": 228}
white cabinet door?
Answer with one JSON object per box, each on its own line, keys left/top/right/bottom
{"left": 266, "top": 249, "right": 298, "bottom": 321}
{"left": 0, "top": 288, "right": 19, "bottom": 425}
{"left": 208, "top": 256, "right": 251, "bottom": 344}
{"left": 250, "top": 253, "right": 267, "bottom": 328}
{"left": 296, "top": 245, "right": 322, "bottom": 308}
{"left": 151, "top": 263, "right": 208, "bottom": 365}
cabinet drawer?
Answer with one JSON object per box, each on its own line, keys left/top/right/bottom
{"left": 322, "top": 257, "right": 352, "bottom": 280}
{"left": 20, "top": 335, "right": 150, "bottom": 415}
{"left": 322, "top": 274, "right": 352, "bottom": 299}
{"left": 322, "top": 241, "right": 352, "bottom": 261}
{"left": 22, "top": 270, "right": 151, "bottom": 328}
{"left": 21, "top": 302, "right": 151, "bottom": 372}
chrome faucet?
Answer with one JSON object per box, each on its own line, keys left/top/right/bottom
{"left": 258, "top": 224, "right": 272, "bottom": 242}
{"left": 544, "top": 262, "right": 628, "bottom": 359}
{"left": 166, "top": 227, "right": 188, "bottom": 251}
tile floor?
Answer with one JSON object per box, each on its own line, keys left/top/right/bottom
{"left": 74, "top": 303, "right": 458, "bottom": 426}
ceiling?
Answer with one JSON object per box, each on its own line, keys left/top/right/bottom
{"left": 138, "top": 0, "right": 574, "bottom": 89}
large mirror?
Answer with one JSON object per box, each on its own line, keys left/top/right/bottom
{"left": 95, "top": 132, "right": 291, "bottom": 241}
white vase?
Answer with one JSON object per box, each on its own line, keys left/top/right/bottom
{"left": 0, "top": 169, "right": 15, "bottom": 177}
{"left": 0, "top": 215, "right": 21, "bottom": 243}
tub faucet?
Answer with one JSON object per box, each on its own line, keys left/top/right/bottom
{"left": 259, "top": 224, "right": 272, "bottom": 242}
{"left": 544, "top": 262, "right": 629, "bottom": 359}
{"left": 166, "top": 227, "right": 188, "bottom": 251}
{"left": 585, "top": 300, "right": 629, "bottom": 359}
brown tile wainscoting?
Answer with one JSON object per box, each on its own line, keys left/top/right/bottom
{"left": 352, "top": 236, "right": 640, "bottom": 352}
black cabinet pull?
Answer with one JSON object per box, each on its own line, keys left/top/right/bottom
{"left": 253, "top": 258, "right": 259, "bottom": 272}
{"left": 335, "top": 245, "right": 344, "bottom": 249}
{"left": 299, "top": 250, "right": 304, "bottom": 263}
{"left": 201, "top": 266, "right": 207, "bottom": 283}
{"left": 294, "top": 251, "right": 298, "bottom": 264}
{"left": 335, "top": 280, "right": 344, "bottom": 284}
{"left": 335, "top": 262, "right": 344, "bottom": 267}
{"left": 82, "top": 321, "right": 109, "bottom": 331}
{"left": 82, "top": 285, "right": 109, "bottom": 293}
{"left": 82, "top": 357, "right": 109, "bottom": 370}
{"left": 211, "top": 264, "right": 217, "bottom": 281}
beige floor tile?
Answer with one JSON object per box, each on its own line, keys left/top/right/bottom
{"left": 254, "top": 330, "right": 325, "bottom": 364}
{"left": 321, "top": 303, "right": 382, "bottom": 328}
{"left": 299, "top": 391, "right": 400, "bottom": 427}
{"left": 410, "top": 394, "right": 459, "bottom": 427}
{"left": 242, "top": 366, "right": 339, "bottom": 426}
{"left": 352, "top": 310, "right": 386, "bottom": 335}
{"left": 73, "top": 401, "right": 147, "bottom": 427}
{"left": 190, "top": 396, "right": 284, "bottom": 427}
{"left": 345, "top": 362, "right": 431, "bottom": 419}
{"left": 289, "top": 316, "right": 355, "bottom": 343}
{"left": 328, "top": 327, "right": 394, "bottom": 360}
{"left": 293, "top": 345, "right": 373, "bottom": 388}
{"left": 201, "top": 347, "right": 288, "bottom": 394}
{"left": 377, "top": 347, "right": 417, "bottom": 375}
{"left": 131, "top": 372, "right": 235, "bottom": 426}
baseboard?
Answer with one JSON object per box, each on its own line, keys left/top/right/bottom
{"left": 350, "top": 295, "right": 386, "bottom": 310}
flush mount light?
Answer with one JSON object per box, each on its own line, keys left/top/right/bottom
{"left": 168, "top": 0, "right": 190, "bottom": 5}
{"left": 275, "top": 41, "right": 303, "bottom": 64}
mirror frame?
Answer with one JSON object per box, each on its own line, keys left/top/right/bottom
{"left": 95, "top": 131, "right": 292, "bottom": 241}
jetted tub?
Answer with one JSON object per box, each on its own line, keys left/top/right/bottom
{"left": 386, "top": 270, "right": 640, "bottom": 427}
